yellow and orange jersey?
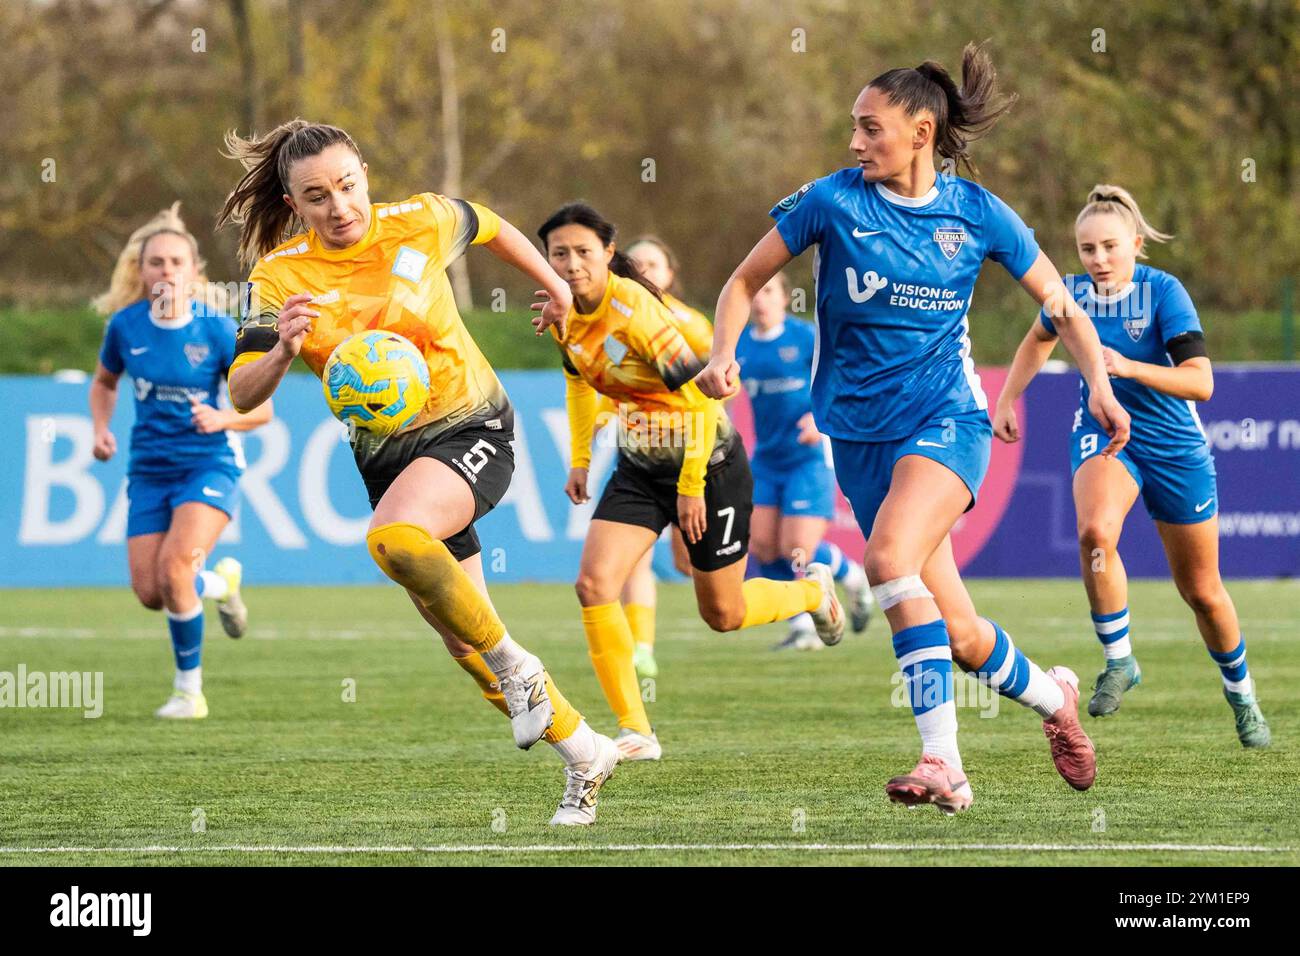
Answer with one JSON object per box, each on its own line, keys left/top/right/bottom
{"left": 662, "top": 292, "right": 714, "bottom": 361}
{"left": 592, "top": 291, "right": 713, "bottom": 427}
{"left": 554, "top": 273, "right": 733, "bottom": 495}
{"left": 230, "top": 192, "right": 511, "bottom": 445}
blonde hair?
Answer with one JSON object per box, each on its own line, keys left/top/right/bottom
{"left": 1075, "top": 184, "right": 1172, "bottom": 259}
{"left": 92, "top": 202, "right": 228, "bottom": 316}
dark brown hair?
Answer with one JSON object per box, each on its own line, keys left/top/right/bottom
{"left": 217, "top": 119, "right": 364, "bottom": 267}
{"left": 867, "top": 41, "right": 1016, "bottom": 177}
{"left": 537, "top": 203, "right": 663, "bottom": 302}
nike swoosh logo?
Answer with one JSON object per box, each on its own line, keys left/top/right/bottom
{"left": 852, "top": 228, "right": 884, "bottom": 238}
{"left": 202, "top": 487, "right": 223, "bottom": 497}
{"left": 130, "top": 347, "right": 149, "bottom": 355}
{"left": 916, "top": 440, "right": 947, "bottom": 448}
{"left": 1195, "top": 498, "right": 1214, "bottom": 513}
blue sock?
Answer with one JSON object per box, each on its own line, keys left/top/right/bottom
{"left": 1209, "top": 638, "right": 1251, "bottom": 696}
{"left": 892, "top": 620, "right": 960, "bottom": 767}
{"left": 1091, "top": 607, "right": 1132, "bottom": 660}
{"left": 972, "top": 619, "right": 1063, "bottom": 718}
{"left": 812, "top": 541, "right": 848, "bottom": 580}
{"left": 975, "top": 619, "right": 1030, "bottom": 698}
{"left": 759, "top": 558, "right": 795, "bottom": 581}
{"left": 166, "top": 603, "right": 204, "bottom": 673}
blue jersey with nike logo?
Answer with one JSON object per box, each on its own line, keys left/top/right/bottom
{"left": 99, "top": 299, "right": 243, "bottom": 478}
{"left": 770, "top": 169, "right": 1039, "bottom": 442}
{"left": 1040, "top": 263, "right": 1208, "bottom": 459}
{"left": 735, "top": 317, "right": 824, "bottom": 469}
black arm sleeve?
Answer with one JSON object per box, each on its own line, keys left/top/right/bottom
{"left": 234, "top": 314, "right": 281, "bottom": 359}
{"left": 1166, "top": 330, "right": 1208, "bottom": 365}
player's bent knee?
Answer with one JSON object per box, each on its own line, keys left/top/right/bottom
{"left": 132, "top": 584, "right": 164, "bottom": 611}
{"left": 574, "top": 571, "right": 621, "bottom": 607}
{"left": 699, "top": 600, "right": 744, "bottom": 633}
{"left": 1180, "top": 583, "right": 1225, "bottom": 617}
{"left": 749, "top": 539, "right": 778, "bottom": 564}
{"left": 862, "top": 539, "right": 916, "bottom": 586}
{"left": 1077, "top": 520, "right": 1120, "bottom": 552}
{"left": 367, "top": 522, "right": 456, "bottom": 602}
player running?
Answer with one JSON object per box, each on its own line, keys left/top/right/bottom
{"left": 90, "top": 203, "right": 269, "bottom": 719}
{"left": 614, "top": 236, "right": 712, "bottom": 679}
{"left": 699, "top": 43, "right": 1128, "bottom": 812}
{"left": 994, "top": 184, "right": 1270, "bottom": 748}
{"left": 217, "top": 119, "right": 618, "bottom": 825}
{"left": 735, "top": 271, "right": 873, "bottom": 651}
{"left": 540, "top": 203, "right": 844, "bottom": 763}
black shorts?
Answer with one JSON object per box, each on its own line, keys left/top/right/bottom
{"left": 592, "top": 438, "right": 753, "bottom": 572}
{"left": 360, "top": 419, "right": 515, "bottom": 561}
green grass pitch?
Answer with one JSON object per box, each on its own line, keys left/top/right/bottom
{"left": 0, "top": 579, "right": 1295, "bottom": 866}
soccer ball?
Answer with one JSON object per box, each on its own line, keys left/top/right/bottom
{"left": 322, "top": 330, "right": 431, "bottom": 437}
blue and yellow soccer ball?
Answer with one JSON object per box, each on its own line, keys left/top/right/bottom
{"left": 322, "top": 331, "right": 430, "bottom": 437}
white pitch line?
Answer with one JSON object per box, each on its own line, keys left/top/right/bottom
{"left": 0, "top": 842, "right": 1290, "bottom": 854}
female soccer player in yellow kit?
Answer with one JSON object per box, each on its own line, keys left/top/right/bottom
{"left": 539, "top": 203, "right": 844, "bottom": 762}
{"left": 612, "top": 236, "right": 713, "bottom": 679}
{"left": 216, "top": 119, "right": 616, "bottom": 825}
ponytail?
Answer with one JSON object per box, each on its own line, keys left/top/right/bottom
{"left": 217, "top": 119, "right": 364, "bottom": 268}
{"left": 868, "top": 41, "right": 1017, "bottom": 177}
{"left": 538, "top": 203, "right": 664, "bottom": 302}
{"left": 1076, "top": 184, "right": 1172, "bottom": 258}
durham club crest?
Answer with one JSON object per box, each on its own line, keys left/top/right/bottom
{"left": 933, "top": 226, "right": 968, "bottom": 261}
{"left": 184, "top": 342, "right": 210, "bottom": 367}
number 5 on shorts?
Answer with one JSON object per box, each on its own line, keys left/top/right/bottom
{"left": 1080, "top": 433, "right": 1099, "bottom": 459}
{"left": 460, "top": 439, "right": 496, "bottom": 474}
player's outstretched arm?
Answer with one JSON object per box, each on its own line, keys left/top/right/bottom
{"left": 699, "top": 227, "right": 793, "bottom": 399}
{"left": 1018, "top": 252, "right": 1130, "bottom": 456}
{"left": 993, "top": 323, "right": 1058, "bottom": 443}
{"left": 228, "top": 293, "right": 316, "bottom": 412}
{"left": 483, "top": 219, "right": 573, "bottom": 338}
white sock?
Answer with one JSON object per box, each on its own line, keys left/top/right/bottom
{"left": 550, "top": 719, "right": 598, "bottom": 769}
{"left": 480, "top": 634, "right": 528, "bottom": 677}
{"left": 788, "top": 611, "right": 814, "bottom": 631}
{"left": 1021, "top": 664, "right": 1066, "bottom": 719}
{"left": 197, "top": 569, "right": 228, "bottom": 601}
{"left": 175, "top": 666, "right": 202, "bottom": 695}
{"left": 915, "top": 701, "right": 962, "bottom": 771}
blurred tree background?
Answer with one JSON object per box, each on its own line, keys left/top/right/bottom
{"left": 2, "top": 0, "right": 1297, "bottom": 371}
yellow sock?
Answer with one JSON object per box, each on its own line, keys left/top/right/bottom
{"left": 454, "top": 652, "right": 509, "bottom": 716}
{"left": 581, "top": 602, "right": 652, "bottom": 735}
{"left": 739, "top": 578, "right": 822, "bottom": 629}
{"left": 541, "top": 675, "right": 582, "bottom": 744}
{"left": 625, "top": 602, "right": 656, "bottom": 649}
{"left": 367, "top": 522, "right": 505, "bottom": 653}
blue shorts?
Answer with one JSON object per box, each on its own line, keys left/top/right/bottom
{"left": 751, "top": 454, "right": 836, "bottom": 519}
{"left": 829, "top": 410, "right": 992, "bottom": 535}
{"left": 1070, "top": 423, "right": 1217, "bottom": 525}
{"left": 126, "top": 464, "right": 242, "bottom": 537}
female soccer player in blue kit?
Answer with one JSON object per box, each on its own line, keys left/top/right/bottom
{"left": 735, "top": 272, "right": 873, "bottom": 650}
{"left": 700, "top": 43, "right": 1131, "bottom": 813}
{"left": 995, "top": 185, "right": 1270, "bottom": 748}
{"left": 90, "top": 204, "right": 272, "bottom": 719}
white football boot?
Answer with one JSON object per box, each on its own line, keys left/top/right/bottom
{"left": 498, "top": 653, "right": 555, "bottom": 749}
{"left": 843, "top": 561, "right": 874, "bottom": 634}
{"left": 805, "top": 562, "right": 846, "bottom": 646}
{"left": 154, "top": 690, "right": 208, "bottom": 720}
{"left": 550, "top": 732, "right": 619, "bottom": 826}
{"left": 614, "top": 727, "right": 663, "bottom": 762}
{"left": 213, "top": 557, "right": 248, "bottom": 639}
